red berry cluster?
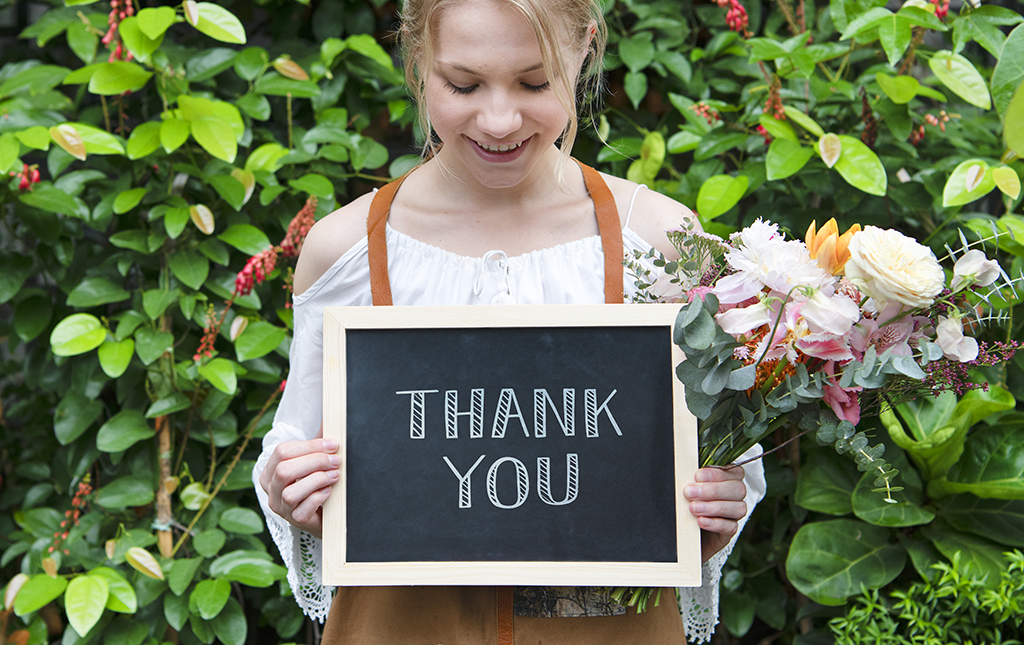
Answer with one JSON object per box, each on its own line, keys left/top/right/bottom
{"left": 194, "top": 303, "right": 220, "bottom": 362}
{"left": 909, "top": 124, "right": 926, "bottom": 146}
{"left": 279, "top": 196, "right": 318, "bottom": 259}
{"left": 50, "top": 479, "right": 92, "bottom": 555}
{"left": 716, "top": 0, "right": 750, "bottom": 35}
{"left": 690, "top": 102, "right": 721, "bottom": 125}
{"left": 930, "top": 0, "right": 949, "bottom": 21}
{"left": 101, "top": 0, "right": 135, "bottom": 62}
{"left": 925, "top": 110, "right": 951, "bottom": 132}
{"left": 764, "top": 88, "right": 786, "bottom": 120}
{"left": 235, "top": 248, "right": 279, "bottom": 296}
{"left": 755, "top": 124, "right": 773, "bottom": 145}
{"left": 10, "top": 163, "right": 40, "bottom": 191}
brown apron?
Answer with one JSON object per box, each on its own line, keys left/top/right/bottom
{"left": 322, "top": 162, "right": 686, "bottom": 644}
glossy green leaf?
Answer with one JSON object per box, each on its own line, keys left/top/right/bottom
{"left": 218, "top": 507, "right": 264, "bottom": 534}
{"left": 66, "top": 277, "right": 130, "bottom": 307}
{"left": 831, "top": 135, "right": 887, "bottom": 196}
{"left": 118, "top": 16, "right": 163, "bottom": 62}
{"left": 209, "top": 550, "right": 285, "bottom": 587}
{"left": 88, "top": 61, "right": 153, "bottom": 95}
{"left": 94, "top": 476, "right": 156, "bottom": 509}
{"left": 1006, "top": 82, "right": 1024, "bottom": 156}
{"left": 943, "top": 159, "right": 996, "bottom": 207}
{"left": 54, "top": 392, "right": 103, "bottom": 444}
{"left": 161, "top": 119, "right": 191, "bottom": 153}
{"left": 96, "top": 409, "right": 153, "bottom": 453}
{"left": 666, "top": 129, "right": 702, "bottom": 154}
{"left": 66, "top": 21, "right": 98, "bottom": 64}
{"left": 207, "top": 175, "right": 246, "bottom": 211}
{"left": 15, "top": 126, "right": 51, "bottom": 150}
{"left": 941, "top": 495, "right": 1024, "bottom": 548}
{"left": 169, "top": 249, "right": 210, "bottom": 290}
{"left": 87, "top": 568, "right": 136, "bottom": 614}
{"left": 168, "top": 558, "right": 203, "bottom": 596}
{"left": 253, "top": 73, "right": 320, "bottom": 97}
{"left": 623, "top": 71, "right": 648, "bottom": 110}
{"left": 65, "top": 575, "right": 108, "bottom": 636}
{"left": 992, "top": 25, "right": 1024, "bottom": 120}
{"left": 133, "top": 327, "right": 174, "bottom": 365}
{"left": 143, "top": 288, "right": 181, "bottom": 320}
{"left": 190, "top": 579, "right": 231, "bottom": 620}
{"left": 145, "top": 392, "right": 192, "bottom": 417}
{"left": 136, "top": 6, "right": 176, "bottom": 39}
{"left": 758, "top": 114, "right": 797, "bottom": 142}
{"left": 113, "top": 187, "right": 149, "bottom": 214}
{"left": 217, "top": 224, "right": 271, "bottom": 255}
{"left": 694, "top": 130, "right": 749, "bottom": 162}
{"left": 234, "top": 47, "right": 268, "bottom": 80}
{"left": 288, "top": 173, "right": 335, "bottom": 198}
{"left": 211, "top": 597, "right": 246, "bottom": 645}
{"left": 875, "top": 72, "right": 919, "bottom": 104}
{"left": 13, "top": 574, "right": 67, "bottom": 616}
{"left": 50, "top": 313, "right": 106, "bottom": 356}
{"left": 126, "top": 121, "right": 162, "bottom": 159}
{"left": 626, "top": 131, "right": 666, "bottom": 187}
{"left": 934, "top": 422, "right": 1024, "bottom": 499}
{"left": 0, "top": 132, "right": 20, "bottom": 172}
{"left": 245, "top": 143, "right": 289, "bottom": 173}
{"left": 97, "top": 338, "right": 134, "bottom": 378}
{"left": 192, "top": 3, "right": 246, "bottom": 44}
{"left": 0, "top": 255, "right": 33, "bottom": 304}
{"left": 619, "top": 32, "right": 656, "bottom": 72}
{"left": 794, "top": 448, "right": 858, "bottom": 515}
{"left": 234, "top": 320, "right": 287, "bottom": 362}
{"left": 236, "top": 93, "right": 271, "bottom": 120}
{"left": 839, "top": 6, "right": 892, "bottom": 39}
{"left": 19, "top": 187, "right": 89, "bottom": 218}
{"left": 696, "top": 174, "right": 748, "bottom": 219}
{"left": 877, "top": 14, "right": 913, "bottom": 67}
{"left": 180, "top": 481, "right": 211, "bottom": 511}
{"left": 14, "top": 295, "right": 52, "bottom": 341}
{"left": 165, "top": 207, "right": 191, "bottom": 239}
{"left": 783, "top": 106, "right": 825, "bottom": 137}
{"left": 186, "top": 48, "right": 238, "bottom": 81}
{"left": 193, "top": 529, "right": 227, "bottom": 558}
{"left": 766, "top": 139, "right": 814, "bottom": 180}
{"left": 929, "top": 51, "right": 991, "bottom": 110}
{"left": 993, "top": 166, "right": 1021, "bottom": 199}
{"left": 191, "top": 116, "right": 237, "bottom": 162}
{"left": 198, "top": 358, "right": 238, "bottom": 395}
{"left": 785, "top": 519, "right": 905, "bottom": 605}
{"left": 67, "top": 123, "right": 125, "bottom": 155}
{"left": 164, "top": 592, "right": 189, "bottom": 631}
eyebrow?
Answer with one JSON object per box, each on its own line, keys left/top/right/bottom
{"left": 439, "top": 62, "right": 546, "bottom": 76}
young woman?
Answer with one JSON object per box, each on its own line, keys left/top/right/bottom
{"left": 254, "top": 0, "right": 766, "bottom": 641}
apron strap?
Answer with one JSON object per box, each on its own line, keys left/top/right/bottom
{"left": 497, "top": 586, "right": 514, "bottom": 645}
{"left": 366, "top": 160, "right": 624, "bottom": 306}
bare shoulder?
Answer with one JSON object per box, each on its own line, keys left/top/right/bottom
{"left": 293, "top": 191, "right": 376, "bottom": 296}
{"left": 600, "top": 173, "right": 700, "bottom": 258}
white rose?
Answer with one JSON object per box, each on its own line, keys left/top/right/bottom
{"left": 802, "top": 290, "right": 860, "bottom": 335}
{"left": 936, "top": 316, "right": 979, "bottom": 362}
{"left": 716, "top": 301, "right": 772, "bottom": 335}
{"left": 951, "top": 249, "right": 1001, "bottom": 291}
{"left": 845, "top": 226, "right": 945, "bottom": 309}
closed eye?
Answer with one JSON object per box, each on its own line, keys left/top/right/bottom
{"left": 445, "top": 81, "right": 477, "bottom": 95}
{"left": 523, "top": 81, "right": 550, "bottom": 93}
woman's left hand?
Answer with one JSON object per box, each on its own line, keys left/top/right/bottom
{"left": 685, "top": 466, "right": 748, "bottom": 562}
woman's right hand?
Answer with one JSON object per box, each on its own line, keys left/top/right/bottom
{"left": 259, "top": 436, "right": 341, "bottom": 538}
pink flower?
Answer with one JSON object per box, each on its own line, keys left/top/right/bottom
{"left": 951, "top": 250, "right": 1001, "bottom": 291}
{"left": 716, "top": 300, "right": 772, "bottom": 335}
{"left": 936, "top": 316, "right": 979, "bottom": 362}
{"left": 796, "top": 332, "right": 854, "bottom": 362}
{"left": 802, "top": 290, "right": 860, "bottom": 335}
{"left": 824, "top": 382, "right": 862, "bottom": 425}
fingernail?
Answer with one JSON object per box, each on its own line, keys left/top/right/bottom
{"left": 691, "top": 501, "right": 707, "bottom": 513}
{"left": 327, "top": 469, "right": 340, "bottom": 480}
{"left": 685, "top": 485, "right": 701, "bottom": 499}
{"left": 328, "top": 454, "right": 341, "bottom": 467}
{"left": 699, "top": 516, "right": 713, "bottom": 528}
{"left": 695, "top": 469, "right": 713, "bottom": 482}
{"left": 323, "top": 439, "right": 339, "bottom": 451}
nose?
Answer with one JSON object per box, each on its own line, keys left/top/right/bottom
{"left": 477, "top": 91, "right": 523, "bottom": 139}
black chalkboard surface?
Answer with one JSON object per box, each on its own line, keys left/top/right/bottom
{"left": 322, "top": 304, "right": 700, "bottom": 587}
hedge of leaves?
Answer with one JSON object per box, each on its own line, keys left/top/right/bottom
{"left": 1, "top": 0, "right": 1023, "bottom": 643}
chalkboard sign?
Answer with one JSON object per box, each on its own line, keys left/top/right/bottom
{"left": 322, "top": 304, "right": 700, "bottom": 587}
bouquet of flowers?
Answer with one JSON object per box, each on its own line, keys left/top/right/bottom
{"left": 614, "top": 218, "right": 1021, "bottom": 611}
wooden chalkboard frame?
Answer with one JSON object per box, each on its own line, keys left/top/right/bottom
{"left": 322, "top": 304, "right": 700, "bottom": 587}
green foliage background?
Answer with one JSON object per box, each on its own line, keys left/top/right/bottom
{"left": 0, "top": 0, "right": 1023, "bottom": 642}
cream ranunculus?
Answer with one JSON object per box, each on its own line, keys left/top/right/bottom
{"left": 845, "top": 226, "right": 945, "bottom": 309}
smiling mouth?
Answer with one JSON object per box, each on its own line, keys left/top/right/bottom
{"left": 474, "top": 140, "right": 524, "bottom": 153}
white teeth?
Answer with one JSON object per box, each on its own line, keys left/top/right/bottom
{"left": 477, "top": 141, "right": 523, "bottom": 152}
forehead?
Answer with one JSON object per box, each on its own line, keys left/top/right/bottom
{"left": 432, "top": 0, "right": 549, "bottom": 67}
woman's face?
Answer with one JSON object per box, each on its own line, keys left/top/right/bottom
{"left": 425, "top": 0, "right": 574, "bottom": 189}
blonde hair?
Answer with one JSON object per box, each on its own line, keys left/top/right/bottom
{"left": 399, "top": 0, "right": 607, "bottom": 178}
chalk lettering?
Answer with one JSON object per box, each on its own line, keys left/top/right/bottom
{"left": 445, "top": 389, "right": 485, "bottom": 439}
{"left": 487, "top": 457, "right": 529, "bottom": 509}
{"left": 533, "top": 388, "right": 575, "bottom": 438}
{"left": 395, "top": 390, "right": 439, "bottom": 439}
{"left": 443, "top": 455, "right": 486, "bottom": 508}
{"left": 585, "top": 389, "right": 621, "bottom": 437}
{"left": 537, "top": 454, "right": 579, "bottom": 506}
{"left": 491, "top": 388, "right": 529, "bottom": 439}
